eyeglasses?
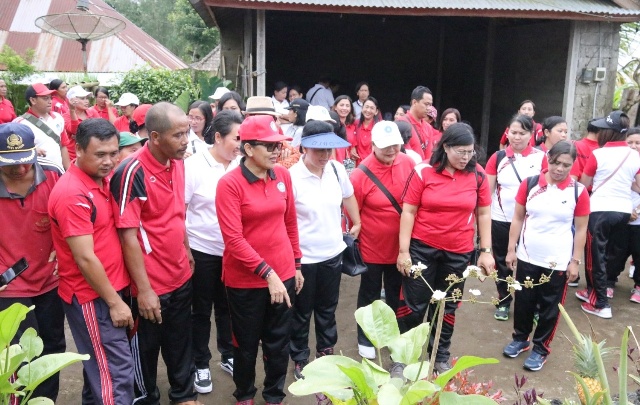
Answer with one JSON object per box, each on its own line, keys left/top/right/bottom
{"left": 187, "top": 115, "right": 205, "bottom": 122}
{"left": 252, "top": 141, "right": 283, "bottom": 152}
{"left": 451, "top": 148, "right": 476, "bottom": 157}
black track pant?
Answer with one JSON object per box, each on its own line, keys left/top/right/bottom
{"left": 512, "top": 260, "right": 568, "bottom": 356}
{"left": 191, "top": 249, "right": 233, "bottom": 369}
{"left": 290, "top": 253, "right": 342, "bottom": 362}
{"left": 227, "top": 277, "right": 295, "bottom": 404}
{"left": 605, "top": 225, "right": 640, "bottom": 288}
{"left": 586, "top": 211, "right": 630, "bottom": 308}
{"left": 492, "top": 220, "right": 512, "bottom": 308}
{"left": 356, "top": 263, "right": 402, "bottom": 347}
{"left": 397, "top": 239, "right": 471, "bottom": 363}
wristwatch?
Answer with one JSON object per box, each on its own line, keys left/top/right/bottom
{"left": 479, "top": 247, "right": 492, "bottom": 254}
{"left": 571, "top": 258, "right": 582, "bottom": 265}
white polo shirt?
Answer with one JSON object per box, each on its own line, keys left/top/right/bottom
{"left": 515, "top": 172, "right": 590, "bottom": 271}
{"left": 184, "top": 149, "right": 240, "bottom": 256}
{"left": 272, "top": 96, "right": 289, "bottom": 115}
{"left": 290, "top": 158, "right": 354, "bottom": 264}
{"left": 486, "top": 145, "right": 545, "bottom": 222}
{"left": 187, "top": 130, "right": 211, "bottom": 156}
{"left": 14, "top": 112, "right": 66, "bottom": 167}
{"left": 584, "top": 141, "right": 640, "bottom": 213}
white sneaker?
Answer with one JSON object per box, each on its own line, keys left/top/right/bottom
{"left": 194, "top": 368, "right": 212, "bottom": 394}
{"left": 358, "top": 344, "right": 376, "bottom": 359}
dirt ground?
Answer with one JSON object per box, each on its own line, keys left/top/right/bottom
{"left": 56, "top": 267, "right": 639, "bottom": 404}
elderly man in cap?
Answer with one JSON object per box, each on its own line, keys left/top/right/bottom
{"left": 0, "top": 123, "right": 66, "bottom": 402}
{"left": 14, "top": 83, "right": 71, "bottom": 169}
{"left": 113, "top": 93, "right": 140, "bottom": 132}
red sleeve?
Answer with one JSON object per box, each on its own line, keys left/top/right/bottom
{"left": 402, "top": 167, "right": 425, "bottom": 206}
{"left": 574, "top": 186, "right": 590, "bottom": 216}
{"left": 348, "top": 167, "right": 366, "bottom": 221}
{"left": 515, "top": 179, "right": 529, "bottom": 205}
{"left": 280, "top": 168, "right": 302, "bottom": 266}
{"left": 63, "top": 111, "right": 79, "bottom": 135}
{"left": 499, "top": 127, "right": 509, "bottom": 146}
{"left": 53, "top": 194, "right": 95, "bottom": 238}
{"left": 215, "top": 174, "right": 272, "bottom": 274}
{"left": 570, "top": 158, "right": 583, "bottom": 178}
{"left": 477, "top": 167, "right": 492, "bottom": 207}
{"left": 9, "top": 101, "right": 16, "bottom": 121}
{"left": 583, "top": 151, "right": 598, "bottom": 177}
{"left": 541, "top": 156, "right": 548, "bottom": 172}
{"left": 59, "top": 129, "right": 71, "bottom": 148}
{"left": 485, "top": 153, "right": 498, "bottom": 175}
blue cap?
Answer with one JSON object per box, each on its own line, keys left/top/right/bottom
{"left": 300, "top": 132, "right": 351, "bottom": 149}
{"left": 0, "top": 123, "right": 37, "bottom": 166}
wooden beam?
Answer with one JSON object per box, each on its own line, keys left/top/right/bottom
{"left": 256, "top": 9, "right": 266, "bottom": 96}
{"left": 480, "top": 19, "right": 496, "bottom": 152}
{"left": 243, "top": 10, "right": 252, "bottom": 97}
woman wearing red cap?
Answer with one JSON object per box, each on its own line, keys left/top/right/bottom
{"left": 216, "top": 115, "right": 303, "bottom": 405}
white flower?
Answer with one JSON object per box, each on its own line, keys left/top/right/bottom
{"left": 469, "top": 289, "right": 481, "bottom": 296}
{"left": 411, "top": 262, "right": 427, "bottom": 272}
{"left": 508, "top": 281, "right": 522, "bottom": 291}
{"left": 462, "top": 268, "right": 470, "bottom": 278}
{"left": 432, "top": 290, "right": 447, "bottom": 301}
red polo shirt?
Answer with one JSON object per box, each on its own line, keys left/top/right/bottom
{"left": 397, "top": 112, "right": 432, "bottom": 161}
{"left": 113, "top": 115, "right": 131, "bottom": 132}
{"left": 0, "top": 160, "right": 62, "bottom": 298}
{"left": 216, "top": 159, "right": 302, "bottom": 288}
{"left": 349, "top": 152, "right": 415, "bottom": 263}
{"left": 63, "top": 109, "right": 100, "bottom": 161}
{"left": 87, "top": 105, "right": 118, "bottom": 121}
{"left": 349, "top": 120, "right": 374, "bottom": 166}
{"left": 49, "top": 164, "right": 130, "bottom": 304}
{"left": 52, "top": 94, "right": 69, "bottom": 116}
{"left": 0, "top": 97, "right": 16, "bottom": 124}
{"left": 403, "top": 163, "right": 491, "bottom": 253}
{"left": 571, "top": 137, "right": 600, "bottom": 181}
{"left": 110, "top": 145, "right": 191, "bottom": 296}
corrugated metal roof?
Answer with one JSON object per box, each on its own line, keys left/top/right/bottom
{"left": 0, "top": 0, "right": 188, "bottom": 73}
{"left": 202, "top": 0, "right": 640, "bottom": 18}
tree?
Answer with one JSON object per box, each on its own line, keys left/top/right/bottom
{"left": 168, "top": 0, "right": 219, "bottom": 62}
{"left": 0, "top": 46, "right": 35, "bottom": 83}
{"left": 616, "top": 23, "right": 640, "bottom": 114}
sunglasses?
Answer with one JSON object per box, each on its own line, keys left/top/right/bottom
{"left": 252, "top": 141, "right": 283, "bottom": 152}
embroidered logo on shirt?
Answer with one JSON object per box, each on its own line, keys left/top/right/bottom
{"left": 149, "top": 176, "right": 156, "bottom": 183}
{"left": 88, "top": 192, "right": 94, "bottom": 199}
{"left": 277, "top": 182, "right": 286, "bottom": 192}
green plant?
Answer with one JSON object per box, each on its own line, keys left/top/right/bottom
{"left": 196, "top": 72, "right": 233, "bottom": 101}
{"left": 0, "top": 46, "right": 36, "bottom": 83}
{"left": 0, "top": 303, "right": 89, "bottom": 405}
{"left": 109, "top": 67, "right": 200, "bottom": 105}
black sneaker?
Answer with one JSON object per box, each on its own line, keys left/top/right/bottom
{"left": 293, "top": 360, "right": 308, "bottom": 380}
{"left": 221, "top": 357, "right": 234, "bottom": 376}
{"left": 433, "top": 360, "right": 452, "bottom": 374}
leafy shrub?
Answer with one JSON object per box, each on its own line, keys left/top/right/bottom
{"left": 109, "top": 67, "right": 199, "bottom": 105}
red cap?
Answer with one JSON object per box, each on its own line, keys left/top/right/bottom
{"left": 26, "top": 83, "right": 55, "bottom": 99}
{"left": 132, "top": 104, "right": 152, "bottom": 126}
{"left": 239, "top": 115, "right": 292, "bottom": 142}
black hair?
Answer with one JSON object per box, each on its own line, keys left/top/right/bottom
{"left": 355, "top": 81, "right": 369, "bottom": 95}
{"left": 509, "top": 114, "right": 534, "bottom": 133}
{"left": 49, "top": 79, "right": 64, "bottom": 91}
{"left": 94, "top": 87, "right": 109, "bottom": 98}
{"left": 598, "top": 112, "right": 630, "bottom": 147}
{"left": 627, "top": 127, "right": 640, "bottom": 137}
{"left": 146, "top": 102, "right": 184, "bottom": 135}
{"left": 438, "top": 108, "right": 462, "bottom": 131}
{"left": 287, "top": 85, "right": 303, "bottom": 99}
{"left": 357, "top": 96, "right": 379, "bottom": 128}
{"left": 217, "top": 91, "right": 246, "bottom": 112}
{"left": 289, "top": 101, "right": 307, "bottom": 126}
{"left": 273, "top": 81, "right": 287, "bottom": 92}
{"left": 318, "top": 76, "right": 332, "bottom": 85}
{"left": 328, "top": 111, "right": 346, "bottom": 139}
{"left": 189, "top": 100, "right": 214, "bottom": 143}
{"left": 76, "top": 118, "right": 119, "bottom": 150}
{"left": 396, "top": 120, "right": 412, "bottom": 153}
{"left": 429, "top": 122, "right": 477, "bottom": 173}
{"left": 519, "top": 99, "right": 536, "bottom": 111}
{"left": 547, "top": 140, "right": 577, "bottom": 163}
{"left": 332, "top": 95, "right": 355, "bottom": 126}
{"left": 587, "top": 119, "right": 600, "bottom": 135}
{"left": 410, "top": 86, "right": 432, "bottom": 102}
{"left": 538, "top": 116, "right": 566, "bottom": 146}
{"left": 213, "top": 110, "right": 243, "bottom": 140}
{"left": 397, "top": 105, "right": 410, "bottom": 115}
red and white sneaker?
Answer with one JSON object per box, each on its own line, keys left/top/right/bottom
{"left": 575, "top": 289, "right": 589, "bottom": 303}
{"left": 631, "top": 287, "right": 640, "bottom": 304}
{"left": 581, "top": 302, "right": 612, "bottom": 319}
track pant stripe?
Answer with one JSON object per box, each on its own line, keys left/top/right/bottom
{"left": 130, "top": 332, "right": 147, "bottom": 403}
{"left": 82, "top": 301, "right": 115, "bottom": 405}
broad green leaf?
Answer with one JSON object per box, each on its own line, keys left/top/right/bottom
{"left": 438, "top": 392, "right": 500, "bottom": 404}
{"left": 377, "top": 382, "right": 403, "bottom": 405}
{"left": 27, "top": 398, "right": 54, "bottom": 405}
{"left": 0, "top": 303, "right": 33, "bottom": 350}
{"left": 434, "top": 356, "right": 499, "bottom": 388}
{"left": 388, "top": 323, "right": 429, "bottom": 365}
{"left": 0, "top": 344, "right": 25, "bottom": 373}
{"left": 324, "top": 389, "right": 355, "bottom": 403}
{"left": 400, "top": 380, "right": 439, "bottom": 405}
{"left": 16, "top": 352, "right": 89, "bottom": 392}
{"left": 0, "top": 373, "right": 19, "bottom": 395}
{"left": 337, "top": 364, "right": 375, "bottom": 399}
{"left": 355, "top": 300, "right": 400, "bottom": 349}
{"left": 173, "top": 89, "right": 191, "bottom": 113}
{"left": 0, "top": 350, "right": 28, "bottom": 390}
{"left": 19, "top": 328, "right": 43, "bottom": 362}
{"left": 403, "top": 362, "right": 430, "bottom": 381}
{"left": 362, "top": 357, "right": 390, "bottom": 387}
{"left": 288, "top": 355, "right": 362, "bottom": 396}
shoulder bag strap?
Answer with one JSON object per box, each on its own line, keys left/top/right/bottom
{"left": 591, "top": 149, "right": 632, "bottom": 195}
{"left": 409, "top": 123, "right": 427, "bottom": 151}
{"left": 358, "top": 164, "right": 402, "bottom": 215}
{"left": 331, "top": 162, "right": 349, "bottom": 230}
{"left": 21, "top": 113, "right": 60, "bottom": 145}
{"left": 508, "top": 157, "right": 522, "bottom": 183}
{"left": 308, "top": 87, "right": 322, "bottom": 104}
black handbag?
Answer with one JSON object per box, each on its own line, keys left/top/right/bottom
{"left": 330, "top": 162, "right": 368, "bottom": 276}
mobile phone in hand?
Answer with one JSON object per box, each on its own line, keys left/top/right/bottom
{"left": 0, "top": 258, "right": 29, "bottom": 286}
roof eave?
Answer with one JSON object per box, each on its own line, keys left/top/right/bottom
{"left": 198, "top": 0, "right": 640, "bottom": 22}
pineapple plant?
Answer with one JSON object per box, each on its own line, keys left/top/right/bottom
{"left": 572, "top": 334, "right": 613, "bottom": 405}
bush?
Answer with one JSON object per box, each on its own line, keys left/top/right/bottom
{"left": 110, "top": 67, "right": 200, "bottom": 106}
